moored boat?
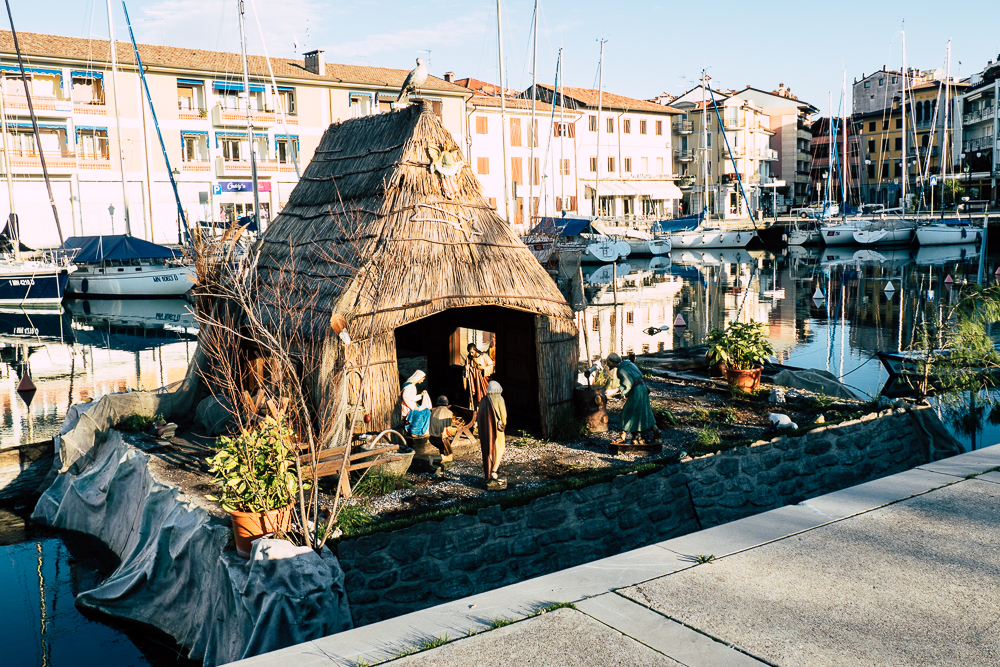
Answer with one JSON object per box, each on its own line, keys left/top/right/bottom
{"left": 914, "top": 220, "right": 983, "bottom": 246}
{"left": 63, "top": 235, "right": 194, "bottom": 297}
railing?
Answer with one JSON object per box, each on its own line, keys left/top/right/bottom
{"left": 907, "top": 146, "right": 940, "bottom": 158}
{"left": 673, "top": 149, "right": 694, "bottom": 161}
{"left": 723, "top": 145, "right": 746, "bottom": 157}
{"left": 673, "top": 120, "right": 693, "bottom": 134}
{"left": 723, "top": 117, "right": 745, "bottom": 129}
{"left": 180, "top": 159, "right": 212, "bottom": 171}
{"left": 178, "top": 107, "right": 208, "bottom": 121}
{"left": 212, "top": 105, "right": 295, "bottom": 126}
{"left": 754, "top": 148, "right": 778, "bottom": 160}
{"left": 2, "top": 95, "right": 73, "bottom": 114}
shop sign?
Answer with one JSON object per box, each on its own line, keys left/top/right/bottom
{"left": 213, "top": 181, "right": 271, "bottom": 195}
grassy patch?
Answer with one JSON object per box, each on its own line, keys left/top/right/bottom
{"left": 488, "top": 617, "right": 516, "bottom": 629}
{"left": 538, "top": 601, "right": 576, "bottom": 613}
{"left": 652, "top": 406, "right": 679, "bottom": 428}
{"left": 695, "top": 554, "right": 716, "bottom": 564}
{"left": 419, "top": 634, "right": 449, "bottom": 650}
{"left": 693, "top": 426, "right": 721, "bottom": 453}
{"left": 336, "top": 503, "right": 374, "bottom": 534}
{"left": 689, "top": 407, "right": 710, "bottom": 423}
{"left": 807, "top": 393, "right": 836, "bottom": 409}
{"left": 353, "top": 470, "right": 413, "bottom": 497}
{"left": 115, "top": 413, "right": 163, "bottom": 433}
{"left": 709, "top": 406, "right": 738, "bottom": 424}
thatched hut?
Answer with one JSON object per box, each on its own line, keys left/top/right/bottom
{"left": 253, "top": 100, "right": 578, "bottom": 437}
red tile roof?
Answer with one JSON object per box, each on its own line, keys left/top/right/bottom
{"left": 0, "top": 30, "right": 470, "bottom": 94}
{"left": 454, "top": 77, "right": 519, "bottom": 97}
{"left": 468, "top": 93, "right": 578, "bottom": 114}
{"left": 537, "top": 84, "right": 681, "bottom": 114}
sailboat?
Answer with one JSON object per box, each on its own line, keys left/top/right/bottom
{"left": 60, "top": 1, "right": 196, "bottom": 297}
{"left": 0, "top": 11, "right": 77, "bottom": 306}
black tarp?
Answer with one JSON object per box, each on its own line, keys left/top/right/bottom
{"left": 0, "top": 215, "right": 33, "bottom": 254}
{"left": 63, "top": 235, "right": 180, "bottom": 263}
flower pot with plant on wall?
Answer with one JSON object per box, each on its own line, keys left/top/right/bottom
{"left": 705, "top": 321, "right": 774, "bottom": 393}
{"left": 206, "top": 417, "right": 307, "bottom": 558}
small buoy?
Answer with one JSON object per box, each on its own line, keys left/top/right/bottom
{"left": 16, "top": 373, "right": 35, "bottom": 393}
{"left": 674, "top": 314, "right": 687, "bottom": 328}
{"left": 813, "top": 287, "right": 825, "bottom": 300}
{"left": 884, "top": 281, "right": 895, "bottom": 293}
{"left": 944, "top": 274, "right": 953, "bottom": 284}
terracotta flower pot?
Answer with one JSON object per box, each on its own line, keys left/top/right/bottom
{"left": 230, "top": 503, "right": 293, "bottom": 558}
{"left": 725, "top": 366, "right": 762, "bottom": 393}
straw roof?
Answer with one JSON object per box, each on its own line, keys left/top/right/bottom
{"left": 254, "top": 100, "right": 573, "bottom": 342}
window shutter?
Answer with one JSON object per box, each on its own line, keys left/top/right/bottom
{"left": 476, "top": 116, "right": 488, "bottom": 134}
{"left": 477, "top": 157, "right": 489, "bottom": 174}
{"left": 532, "top": 157, "right": 540, "bottom": 185}
{"left": 510, "top": 118, "right": 522, "bottom": 147}
{"left": 488, "top": 197, "right": 497, "bottom": 209}
{"left": 555, "top": 196, "right": 562, "bottom": 211}
{"left": 567, "top": 123, "right": 576, "bottom": 138}
{"left": 511, "top": 157, "right": 523, "bottom": 184}
{"left": 569, "top": 196, "right": 577, "bottom": 211}
{"left": 532, "top": 119, "right": 539, "bottom": 147}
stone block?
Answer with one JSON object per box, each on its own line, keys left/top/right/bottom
{"left": 749, "top": 489, "right": 777, "bottom": 507}
{"left": 815, "top": 453, "right": 840, "bottom": 468}
{"left": 612, "top": 471, "right": 639, "bottom": 488}
{"left": 355, "top": 553, "right": 395, "bottom": 575}
{"left": 690, "top": 457, "right": 717, "bottom": 471}
{"left": 646, "top": 506, "right": 674, "bottom": 523}
{"left": 617, "top": 509, "right": 645, "bottom": 530}
{"left": 477, "top": 565, "right": 508, "bottom": 585}
{"left": 579, "top": 521, "right": 609, "bottom": 540}
{"left": 885, "top": 437, "right": 906, "bottom": 454}
{"left": 382, "top": 584, "right": 432, "bottom": 604}
{"left": 441, "top": 513, "right": 476, "bottom": 531}
{"left": 494, "top": 521, "right": 522, "bottom": 538}
{"left": 336, "top": 540, "right": 359, "bottom": 561}
{"left": 343, "top": 569, "right": 367, "bottom": 590}
{"left": 600, "top": 499, "right": 625, "bottom": 519}
{"left": 427, "top": 537, "right": 458, "bottom": 560}
{"left": 526, "top": 509, "right": 568, "bottom": 530}
{"left": 532, "top": 492, "right": 565, "bottom": 509}
{"left": 537, "top": 527, "right": 577, "bottom": 546}
{"left": 774, "top": 462, "right": 799, "bottom": 481}
{"left": 771, "top": 437, "right": 791, "bottom": 451}
{"left": 436, "top": 574, "right": 475, "bottom": 600}
{"left": 347, "top": 589, "right": 379, "bottom": 605}
{"left": 580, "top": 482, "right": 612, "bottom": 501}
{"left": 776, "top": 479, "right": 802, "bottom": 498}
{"left": 574, "top": 503, "right": 600, "bottom": 521}
{"left": 509, "top": 555, "right": 551, "bottom": 579}
{"left": 562, "top": 489, "right": 586, "bottom": 504}
{"left": 399, "top": 562, "right": 442, "bottom": 582}
{"left": 451, "top": 525, "right": 492, "bottom": 552}
{"left": 741, "top": 455, "right": 764, "bottom": 476}
{"left": 353, "top": 531, "right": 391, "bottom": 557}
{"left": 367, "top": 571, "right": 398, "bottom": 590}
{"left": 511, "top": 534, "right": 540, "bottom": 556}
{"left": 782, "top": 447, "right": 804, "bottom": 461}
{"left": 839, "top": 448, "right": 864, "bottom": 465}
{"left": 504, "top": 506, "right": 526, "bottom": 523}
{"left": 476, "top": 504, "right": 503, "bottom": 525}
{"left": 450, "top": 552, "right": 485, "bottom": 571}
{"left": 804, "top": 438, "right": 833, "bottom": 456}
{"left": 716, "top": 494, "right": 749, "bottom": 509}
{"left": 554, "top": 543, "right": 601, "bottom": 569}
{"left": 699, "top": 482, "right": 724, "bottom": 498}
{"left": 388, "top": 535, "right": 428, "bottom": 565}
{"left": 481, "top": 542, "right": 510, "bottom": 563}
{"left": 723, "top": 476, "right": 755, "bottom": 494}
{"left": 715, "top": 457, "right": 740, "bottom": 478}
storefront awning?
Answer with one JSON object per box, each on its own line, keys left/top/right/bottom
{"left": 633, "top": 181, "right": 683, "bottom": 200}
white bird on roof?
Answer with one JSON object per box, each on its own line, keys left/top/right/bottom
{"left": 396, "top": 58, "right": 428, "bottom": 104}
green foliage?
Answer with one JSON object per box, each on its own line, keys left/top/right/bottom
{"left": 489, "top": 617, "right": 515, "bottom": 629}
{"left": 695, "top": 554, "right": 716, "bottom": 564}
{"left": 419, "top": 634, "right": 449, "bottom": 650}
{"left": 709, "top": 406, "right": 738, "bottom": 424}
{"left": 942, "top": 180, "right": 964, "bottom": 207}
{"left": 539, "top": 602, "right": 577, "bottom": 613}
{"left": 690, "top": 407, "right": 710, "bottom": 423}
{"left": 705, "top": 321, "right": 775, "bottom": 371}
{"left": 590, "top": 367, "right": 611, "bottom": 387}
{"left": 652, "top": 405, "right": 678, "bottom": 428}
{"left": 336, "top": 502, "right": 374, "bottom": 534}
{"left": 694, "top": 426, "right": 721, "bottom": 451}
{"left": 638, "top": 363, "right": 655, "bottom": 379}
{"left": 206, "top": 418, "right": 306, "bottom": 514}
{"left": 808, "top": 393, "right": 835, "bottom": 409}
{"left": 115, "top": 413, "right": 163, "bottom": 433}
{"left": 353, "top": 470, "right": 412, "bottom": 497}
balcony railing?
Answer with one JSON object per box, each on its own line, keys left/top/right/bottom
{"left": 178, "top": 107, "right": 208, "bottom": 121}
{"left": 673, "top": 149, "right": 694, "bottom": 161}
{"left": 907, "top": 145, "right": 940, "bottom": 158}
{"left": 215, "top": 156, "right": 298, "bottom": 176}
{"left": 180, "top": 159, "right": 212, "bottom": 172}
{"left": 963, "top": 108, "right": 993, "bottom": 125}
{"left": 4, "top": 148, "right": 79, "bottom": 172}
{"left": 673, "top": 120, "right": 693, "bottom": 134}
{"left": 723, "top": 117, "right": 746, "bottom": 129}
{"left": 2, "top": 95, "right": 73, "bottom": 116}
{"left": 753, "top": 147, "right": 778, "bottom": 160}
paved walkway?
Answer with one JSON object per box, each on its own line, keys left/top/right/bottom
{"left": 230, "top": 443, "right": 1000, "bottom": 667}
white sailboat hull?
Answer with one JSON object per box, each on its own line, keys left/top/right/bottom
{"left": 788, "top": 229, "right": 822, "bottom": 245}
{"left": 853, "top": 224, "right": 915, "bottom": 246}
{"left": 820, "top": 222, "right": 868, "bottom": 245}
{"left": 914, "top": 224, "right": 983, "bottom": 246}
{"left": 67, "top": 264, "right": 195, "bottom": 296}
{"left": 668, "top": 229, "right": 755, "bottom": 249}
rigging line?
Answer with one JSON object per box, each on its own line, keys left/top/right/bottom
{"left": 706, "top": 82, "right": 757, "bottom": 231}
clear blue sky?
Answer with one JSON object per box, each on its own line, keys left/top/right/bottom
{"left": 8, "top": 0, "right": 999, "bottom": 115}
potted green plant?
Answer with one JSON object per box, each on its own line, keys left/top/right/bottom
{"left": 206, "top": 417, "right": 305, "bottom": 558}
{"left": 705, "top": 321, "right": 774, "bottom": 392}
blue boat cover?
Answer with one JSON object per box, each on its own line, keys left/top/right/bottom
{"left": 529, "top": 216, "right": 592, "bottom": 237}
{"left": 651, "top": 209, "right": 706, "bottom": 234}
{"left": 63, "top": 235, "right": 181, "bottom": 263}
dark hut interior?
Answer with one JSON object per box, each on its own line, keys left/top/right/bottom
{"left": 251, "top": 100, "right": 578, "bottom": 437}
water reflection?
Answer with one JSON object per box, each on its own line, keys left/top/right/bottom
{"left": 0, "top": 300, "right": 197, "bottom": 449}
{"left": 576, "top": 244, "right": 1000, "bottom": 451}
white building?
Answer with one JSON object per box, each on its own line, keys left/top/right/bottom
{"left": 525, "top": 84, "right": 683, "bottom": 223}
{"left": 0, "top": 31, "right": 470, "bottom": 247}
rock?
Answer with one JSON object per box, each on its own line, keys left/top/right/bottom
{"left": 813, "top": 414, "right": 826, "bottom": 425}
{"left": 768, "top": 387, "right": 786, "bottom": 404}
{"left": 769, "top": 413, "right": 797, "bottom": 430}
{"left": 785, "top": 389, "right": 804, "bottom": 401}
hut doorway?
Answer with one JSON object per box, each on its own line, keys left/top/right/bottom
{"left": 394, "top": 306, "right": 540, "bottom": 430}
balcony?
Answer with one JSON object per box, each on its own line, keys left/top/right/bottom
{"left": 753, "top": 148, "right": 778, "bottom": 161}
{"left": 3, "top": 148, "right": 77, "bottom": 173}
{"left": 180, "top": 159, "right": 212, "bottom": 173}
{"left": 673, "top": 120, "right": 693, "bottom": 134}
{"left": 794, "top": 173, "right": 810, "bottom": 184}
{"left": 723, "top": 144, "right": 746, "bottom": 158}
{"left": 78, "top": 153, "right": 111, "bottom": 170}
{"left": 178, "top": 107, "right": 208, "bottom": 121}
{"left": 73, "top": 101, "right": 108, "bottom": 117}
{"left": 678, "top": 175, "right": 695, "bottom": 189}
{"left": 2, "top": 95, "right": 73, "bottom": 117}
{"left": 907, "top": 145, "right": 940, "bottom": 159}
{"left": 797, "top": 128, "right": 811, "bottom": 141}
{"left": 723, "top": 117, "right": 746, "bottom": 130}
{"left": 211, "top": 105, "right": 293, "bottom": 127}
{"left": 964, "top": 107, "right": 993, "bottom": 125}
{"left": 215, "top": 156, "right": 298, "bottom": 177}
{"left": 673, "top": 149, "right": 694, "bottom": 162}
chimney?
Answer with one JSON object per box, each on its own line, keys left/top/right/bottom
{"left": 303, "top": 49, "right": 325, "bottom": 76}
{"left": 443, "top": 71, "right": 455, "bottom": 83}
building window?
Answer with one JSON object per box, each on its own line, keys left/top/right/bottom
{"left": 221, "top": 137, "right": 242, "bottom": 161}
{"left": 72, "top": 75, "right": 105, "bottom": 105}
{"left": 657, "top": 341, "right": 665, "bottom": 352}
{"left": 640, "top": 119, "right": 647, "bottom": 134}
{"left": 350, "top": 94, "right": 371, "bottom": 117}
{"left": 182, "top": 135, "right": 203, "bottom": 162}
{"left": 882, "top": 162, "right": 888, "bottom": 177}
{"left": 554, "top": 121, "right": 575, "bottom": 138}
{"left": 511, "top": 157, "right": 523, "bottom": 184}
{"left": 276, "top": 137, "right": 298, "bottom": 163}
{"left": 869, "top": 121, "right": 876, "bottom": 131}
{"left": 623, "top": 119, "right": 631, "bottom": 134}
{"left": 882, "top": 139, "right": 890, "bottom": 151}
{"left": 560, "top": 159, "right": 571, "bottom": 176}
{"left": 278, "top": 89, "right": 296, "bottom": 115}
{"left": 892, "top": 76, "right": 898, "bottom": 84}
{"left": 592, "top": 315, "right": 599, "bottom": 332}
{"left": 626, "top": 311, "right": 634, "bottom": 325}
{"left": 569, "top": 195, "right": 577, "bottom": 210}
{"left": 864, "top": 81, "right": 871, "bottom": 89}
{"left": 642, "top": 344, "right": 650, "bottom": 354}
{"left": 476, "top": 116, "right": 488, "bottom": 134}
{"left": 850, "top": 165, "right": 858, "bottom": 179}
{"left": 533, "top": 157, "right": 541, "bottom": 185}
{"left": 867, "top": 163, "right": 875, "bottom": 179}
{"left": 882, "top": 120, "right": 889, "bottom": 130}
{"left": 868, "top": 139, "right": 876, "bottom": 153}
{"left": 78, "top": 129, "right": 109, "bottom": 159}
{"left": 895, "top": 118, "right": 902, "bottom": 129}
{"left": 589, "top": 115, "right": 597, "bottom": 131}
{"left": 894, "top": 161, "right": 901, "bottom": 177}
{"left": 477, "top": 156, "right": 489, "bottom": 174}
{"left": 878, "top": 78, "right": 884, "bottom": 86}
{"left": 510, "top": 118, "right": 522, "bottom": 147}
{"left": 607, "top": 156, "right": 615, "bottom": 172}
{"left": 656, "top": 157, "right": 663, "bottom": 173}
{"left": 894, "top": 137, "right": 902, "bottom": 151}
{"left": 589, "top": 156, "right": 597, "bottom": 172}
{"left": 656, "top": 120, "right": 663, "bottom": 135}
{"left": 606, "top": 117, "right": 615, "bottom": 133}
{"left": 624, "top": 157, "right": 632, "bottom": 173}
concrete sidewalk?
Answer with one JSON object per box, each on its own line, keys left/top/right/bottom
{"left": 230, "top": 443, "right": 1000, "bottom": 667}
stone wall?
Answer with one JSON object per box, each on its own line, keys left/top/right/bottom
{"left": 337, "top": 406, "right": 955, "bottom": 626}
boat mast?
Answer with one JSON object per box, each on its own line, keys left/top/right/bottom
{"left": 4, "top": 0, "right": 64, "bottom": 246}
{"left": 237, "top": 0, "right": 261, "bottom": 230}
{"left": 595, "top": 39, "right": 606, "bottom": 220}
{"left": 497, "top": 0, "right": 510, "bottom": 226}
{"left": 0, "top": 83, "right": 19, "bottom": 259}
{"left": 941, "top": 40, "right": 951, "bottom": 219}
{"left": 701, "top": 70, "right": 709, "bottom": 217}
{"left": 528, "top": 0, "right": 537, "bottom": 225}
{"left": 106, "top": 0, "right": 132, "bottom": 236}
{"left": 827, "top": 91, "right": 833, "bottom": 206}
{"left": 559, "top": 48, "right": 566, "bottom": 213}
{"left": 901, "top": 29, "right": 907, "bottom": 213}
{"left": 842, "top": 70, "right": 848, "bottom": 220}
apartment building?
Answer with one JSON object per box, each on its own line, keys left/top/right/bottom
{"left": 809, "top": 117, "right": 862, "bottom": 204}
{"left": 525, "top": 84, "right": 682, "bottom": 222}
{"left": 0, "top": 31, "right": 470, "bottom": 246}
{"left": 462, "top": 86, "right": 582, "bottom": 229}
{"left": 851, "top": 67, "right": 964, "bottom": 207}
{"left": 731, "top": 85, "right": 818, "bottom": 207}
{"left": 954, "top": 56, "right": 1000, "bottom": 206}
{"left": 668, "top": 87, "right": 777, "bottom": 219}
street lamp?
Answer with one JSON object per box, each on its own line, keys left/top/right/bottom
{"left": 108, "top": 204, "right": 115, "bottom": 235}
